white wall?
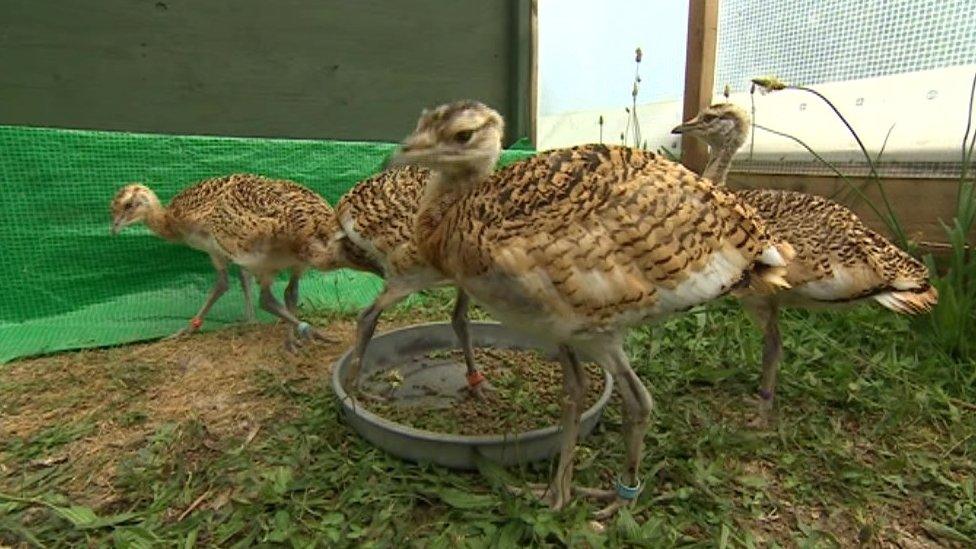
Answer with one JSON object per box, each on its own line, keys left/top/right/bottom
{"left": 726, "top": 65, "right": 976, "bottom": 164}
{"left": 536, "top": 1, "right": 974, "bottom": 166}
{"left": 713, "top": 0, "right": 976, "bottom": 165}
{"left": 536, "top": 0, "right": 689, "bottom": 151}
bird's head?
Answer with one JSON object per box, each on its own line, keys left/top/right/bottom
{"left": 110, "top": 183, "right": 158, "bottom": 235}
{"left": 388, "top": 100, "right": 505, "bottom": 179}
{"left": 671, "top": 103, "right": 750, "bottom": 149}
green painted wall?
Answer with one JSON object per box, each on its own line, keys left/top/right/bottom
{"left": 0, "top": 0, "right": 530, "bottom": 143}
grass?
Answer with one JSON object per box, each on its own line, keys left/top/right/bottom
{"left": 1, "top": 289, "right": 974, "bottom": 547}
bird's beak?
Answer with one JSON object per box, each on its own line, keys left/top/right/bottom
{"left": 387, "top": 134, "right": 437, "bottom": 169}
{"left": 110, "top": 218, "right": 123, "bottom": 235}
{"left": 385, "top": 149, "right": 413, "bottom": 169}
{"left": 670, "top": 121, "right": 698, "bottom": 135}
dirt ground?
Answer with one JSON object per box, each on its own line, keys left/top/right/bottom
{"left": 0, "top": 318, "right": 368, "bottom": 507}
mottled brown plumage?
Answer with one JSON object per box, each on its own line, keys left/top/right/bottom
{"left": 673, "top": 103, "right": 937, "bottom": 421}
{"left": 335, "top": 165, "right": 485, "bottom": 395}
{"left": 207, "top": 176, "right": 341, "bottom": 274}
{"left": 415, "top": 143, "right": 793, "bottom": 334}
{"left": 391, "top": 101, "right": 794, "bottom": 517}
{"left": 336, "top": 166, "right": 429, "bottom": 277}
{"left": 111, "top": 174, "right": 343, "bottom": 348}
{"left": 734, "top": 188, "right": 935, "bottom": 311}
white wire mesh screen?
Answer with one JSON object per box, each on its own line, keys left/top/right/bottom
{"left": 716, "top": 0, "right": 976, "bottom": 93}
{"left": 712, "top": 0, "right": 976, "bottom": 177}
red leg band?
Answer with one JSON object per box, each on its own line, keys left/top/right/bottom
{"left": 466, "top": 370, "right": 485, "bottom": 387}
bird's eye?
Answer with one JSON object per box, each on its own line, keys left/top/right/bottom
{"left": 454, "top": 130, "right": 474, "bottom": 144}
{"left": 701, "top": 114, "right": 718, "bottom": 122}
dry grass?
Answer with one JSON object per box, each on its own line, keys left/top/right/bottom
{"left": 0, "top": 321, "right": 361, "bottom": 506}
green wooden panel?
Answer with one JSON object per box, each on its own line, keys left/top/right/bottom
{"left": 0, "top": 0, "right": 530, "bottom": 143}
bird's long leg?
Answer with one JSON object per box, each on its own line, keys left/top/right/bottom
{"left": 282, "top": 268, "right": 306, "bottom": 342}
{"left": 284, "top": 268, "right": 305, "bottom": 315}
{"left": 450, "top": 289, "right": 489, "bottom": 399}
{"left": 591, "top": 342, "right": 654, "bottom": 520}
{"left": 511, "top": 342, "right": 652, "bottom": 518}
{"left": 745, "top": 301, "right": 782, "bottom": 427}
{"left": 170, "top": 255, "right": 231, "bottom": 338}
{"left": 344, "top": 282, "right": 415, "bottom": 391}
{"left": 509, "top": 345, "right": 587, "bottom": 508}
{"left": 238, "top": 268, "right": 255, "bottom": 323}
{"left": 548, "top": 345, "right": 588, "bottom": 509}
{"left": 256, "top": 273, "right": 333, "bottom": 352}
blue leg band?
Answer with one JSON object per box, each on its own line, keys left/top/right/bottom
{"left": 616, "top": 477, "right": 642, "bottom": 500}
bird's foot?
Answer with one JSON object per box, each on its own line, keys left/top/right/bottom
{"left": 166, "top": 317, "right": 203, "bottom": 340}
{"left": 352, "top": 390, "right": 389, "bottom": 403}
{"left": 508, "top": 480, "right": 632, "bottom": 516}
{"left": 591, "top": 478, "right": 642, "bottom": 520}
{"left": 459, "top": 370, "right": 493, "bottom": 400}
{"left": 283, "top": 324, "right": 307, "bottom": 354}
{"left": 342, "top": 354, "right": 366, "bottom": 389}
{"left": 342, "top": 385, "right": 390, "bottom": 404}
{"left": 592, "top": 497, "right": 635, "bottom": 520}
{"left": 283, "top": 322, "right": 335, "bottom": 353}
{"left": 296, "top": 322, "right": 336, "bottom": 345}
{"left": 745, "top": 389, "right": 775, "bottom": 429}
{"left": 342, "top": 357, "right": 395, "bottom": 402}
{"left": 523, "top": 483, "right": 617, "bottom": 502}
{"left": 282, "top": 335, "right": 303, "bottom": 355}
{"left": 507, "top": 482, "right": 571, "bottom": 510}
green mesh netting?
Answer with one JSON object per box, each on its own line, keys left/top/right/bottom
{"left": 0, "top": 125, "right": 533, "bottom": 363}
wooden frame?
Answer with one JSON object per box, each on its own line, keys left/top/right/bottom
{"left": 509, "top": 0, "right": 537, "bottom": 147}
{"left": 528, "top": 0, "right": 539, "bottom": 147}
{"left": 731, "top": 172, "right": 970, "bottom": 252}
{"left": 681, "top": 0, "right": 719, "bottom": 172}
{"left": 680, "top": 0, "right": 956, "bottom": 248}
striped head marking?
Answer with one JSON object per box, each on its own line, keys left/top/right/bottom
{"left": 671, "top": 103, "right": 750, "bottom": 149}
{"left": 389, "top": 100, "right": 505, "bottom": 178}
{"left": 110, "top": 183, "right": 157, "bottom": 234}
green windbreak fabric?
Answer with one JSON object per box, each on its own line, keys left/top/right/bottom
{"left": 0, "top": 125, "right": 534, "bottom": 363}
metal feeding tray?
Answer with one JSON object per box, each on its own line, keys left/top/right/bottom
{"left": 331, "top": 322, "right": 614, "bottom": 470}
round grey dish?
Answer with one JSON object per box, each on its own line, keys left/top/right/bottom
{"left": 331, "top": 321, "right": 614, "bottom": 470}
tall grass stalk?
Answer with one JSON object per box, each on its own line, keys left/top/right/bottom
{"left": 750, "top": 77, "right": 908, "bottom": 249}
{"left": 923, "top": 73, "right": 976, "bottom": 363}
{"left": 751, "top": 74, "right": 976, "bottom": 363}
{"left": 622, "top": 48, "right": 643, "bottom": 148}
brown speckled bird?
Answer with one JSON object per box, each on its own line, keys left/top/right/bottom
{"left": 673, "top": 103, "right": 938, "bottom": 421}
{"left": 334, "top": 166, "right": 486, "bottom": 396}
{"left": 389, "top": 100, "right": 795, "bottom": 518}
{"left": 110, "top": 173, "right": 344, "bottom": 350}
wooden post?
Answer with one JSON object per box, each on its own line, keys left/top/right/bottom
{"left": 510, "top": 0, "right": 535, "bottom": 147}
{"left": 528, "top": 0, "right": 539, "bottom": 147}
{"left": 681, "top": 0, "right": 719, "bottom": 173}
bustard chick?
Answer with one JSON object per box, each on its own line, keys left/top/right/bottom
{"left": 335, "top": 166, "right": 486, "bottom": 396}
{"left": 111, "top": 176, "right": 255, "bottom": 335}
{"left": 673, "top": 104, "right": 938, "bottom": 420}
{"left": 111, "top": 174, "right": 343, "bottom": 350}
{"left": 390, "top": 100, "right": 794, "bottom": 517}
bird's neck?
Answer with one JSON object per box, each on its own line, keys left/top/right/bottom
{"left": 702, "top": 133, "right": 746, "bottom": 185}
{"left": 143, "top": 199, "right": 179, "bottom": 241}
{"left": 415, "top": 167, "right": 483, "bottom": 266}
{"left": 306, "top": 217, "right": 348, "bottom": 272}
